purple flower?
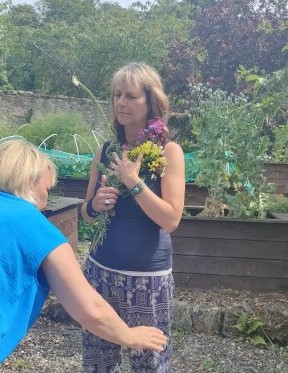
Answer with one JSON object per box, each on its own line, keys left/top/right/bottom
{"left": 147, "top": 119, "right": 165, "bottom": 134}
{"left": 135, "top": 118, "right": 166, "bottom": 145}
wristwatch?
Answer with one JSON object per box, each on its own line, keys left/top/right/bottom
{"left": 129, "top": 181, "right": 145, "bottom": 197}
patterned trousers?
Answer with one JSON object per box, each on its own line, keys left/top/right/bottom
{"left": 82, "top": 257, "right": 174, "bottom": 373}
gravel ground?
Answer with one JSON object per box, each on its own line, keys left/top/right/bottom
{"left": 2, "top": 316, "right": 288, "bottom": 373}
{"left": 2, "top": 241, "right": 288, "bottom": 372}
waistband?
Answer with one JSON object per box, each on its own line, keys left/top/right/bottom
{"left": 88, "top": 255, "right": 172, "bottom": 277}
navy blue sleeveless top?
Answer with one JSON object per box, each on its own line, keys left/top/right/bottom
{"left": 90, "top": 142, "right": 173, "bottom": 272}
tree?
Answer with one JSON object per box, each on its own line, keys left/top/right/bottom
{"left": 162, "top": 0, "right": 288, "bottom": 97}
{"left": 37, "top": 0, "right": 96, "bottom": 24}
{"left": 1, "top": 0, "right": 192, "bottom": 97}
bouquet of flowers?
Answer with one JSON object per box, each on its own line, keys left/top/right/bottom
{"left": 124, "top": 118, "right": 167, "bottom": 179}
{"left": 91, "top": 118, "right": 167, "bottom": 250}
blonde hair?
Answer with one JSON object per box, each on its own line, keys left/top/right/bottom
{"left": 0, "top": 139, "right": 57, "bottom": 204}
{"left": 111, "top": 62, "right": 169, "bottom": 143}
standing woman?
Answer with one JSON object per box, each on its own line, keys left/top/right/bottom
{"left": 81, "top": 62, "right": 185, "bottom": 372}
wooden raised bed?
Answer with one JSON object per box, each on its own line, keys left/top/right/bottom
{"left": 264, "top": 163, "right": 288, "bottom": 194}
{"left": 185, "top": 183, "right": 208, "bottom": 206}
{"left": 56, "top": 178, "right": 89, "bottom": 199}
{"left": 171, "top": 211, "right": 288, "bottom": 293}
{"left": 43, "top": 197, "right": 83, "bottom": 251}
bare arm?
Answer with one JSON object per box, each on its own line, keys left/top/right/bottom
{"left": 42, "top": 243, "right": 167, "bottom": 351}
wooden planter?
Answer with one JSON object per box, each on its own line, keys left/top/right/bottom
{"left": 264, "top": 163, "right": 288, "bottom": 194}
{"left": 56, "top": 177, "right": 89, "bottom": 199}
{"left": 185, "top": 183, "right": 208, "bottom": 206}
{"left": 43, "top": 197, "right": 83, "bottom": 251}
{"left": 171, "top": 212, "right": 288, "bottom": 293}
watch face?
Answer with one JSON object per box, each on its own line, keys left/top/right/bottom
{"left": 130, "top": 182, "right": 144, "bottom": 196}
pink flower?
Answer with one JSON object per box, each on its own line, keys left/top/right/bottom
{"left": 147, "top": 119, "right": 165, "bottom": 134}
{"left": 136, "top": 118, "right": 166, "bottom": 145}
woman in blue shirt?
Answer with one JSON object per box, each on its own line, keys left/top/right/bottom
{"left": 0, "top": 139, "right": 167, "bottom": 363}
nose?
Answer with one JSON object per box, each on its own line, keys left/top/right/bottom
{"left": 117, "top": 94, "right": 127, "bottom": 105}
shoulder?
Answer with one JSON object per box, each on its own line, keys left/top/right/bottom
{"left": 164, "top": 141, "right": 184, "bottom": 158}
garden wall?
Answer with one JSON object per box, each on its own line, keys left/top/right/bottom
{"left": 0, "top": 90, "right": 111, "bottom": 138}
{"left": 0, "top": 91, "right": 184, "bottom": 141}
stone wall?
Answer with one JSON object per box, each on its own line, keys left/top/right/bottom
{"left": 0, "top": 90, "right": 111, "bottom": 138}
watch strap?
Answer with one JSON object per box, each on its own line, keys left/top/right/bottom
{"left": 129, "top": 181, "right": 145, "bottom": 197}
{"left": 86, "top": 199, "right": 99, "bottom": 218}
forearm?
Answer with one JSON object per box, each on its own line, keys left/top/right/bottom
{"left": 43, "top": 246, "right": 131, "bottom": 345}
{"left": 133, "top": 184, "right": 183, "bottom": 232}
{"left": 79, "top": 292, "right": 133, "bottom": 346}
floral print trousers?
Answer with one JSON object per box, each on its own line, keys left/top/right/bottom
{"left": 82, "top": 257, "right": 174, "bottom": 373}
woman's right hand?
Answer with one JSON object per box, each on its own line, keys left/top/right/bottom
{"left": 126, "top": 326, "right": 168, "bottom": 352}
{"left": 91, "top": 175, "right": 120, "bottom": 213}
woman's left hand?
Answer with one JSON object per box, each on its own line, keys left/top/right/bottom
{"left": 110, "top": 151, "right": 142, "bottom": 187}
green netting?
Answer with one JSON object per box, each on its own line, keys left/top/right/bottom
{"left": 40, "top": 148, "right": 94, "bottom": 161}
{"left": 40, "top": 148, "right": 237, "bottom": 184}
{"left": 42, "top": 149, "right": 200, "bottom": 182}
{"left": 184, "top": 151, "right": 238, "bottom": 183}
{"left": 39, "top": 148, "right": 93, "bottom": 179}
{"left": 185, "top": 152, "right": 200, "bottom": 183}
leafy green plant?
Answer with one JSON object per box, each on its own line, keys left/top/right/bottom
{"left": 200, "top": 358, "right": 216, "bottom": 372}
{"left": 264, "top": 195, "right": 288, "bottom": 214}
{"left": 234, "top": 311, "right": 266, "bottom": 346}
{"left": 52, "top": 156, "right": 92, "bottom": 180}
{"left": 78, "top": 220, "right": 99, "bottom": 241}
{"left": 16, "top": 359, "right": 26, "bottom": 368}
{"left": 237, "top": 63, "right": 288, "bottom": 151}
{"left": 184, "top": 84, "right": 270, "bottom": 218}
{"left": 16, "top": 112, "right": 97, "bottom": 154}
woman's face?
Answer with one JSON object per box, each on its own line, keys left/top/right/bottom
{"left": 113, "top": 83, "right": 149, "bottom": 130}
{"left": 30, "top": 167, "right": 53, "bottom": 210}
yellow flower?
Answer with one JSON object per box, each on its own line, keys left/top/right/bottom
{"left": 127, "top": 140, "right": 166, "bottom": 178}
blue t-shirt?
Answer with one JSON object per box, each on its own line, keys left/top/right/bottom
{"left": 0, "top": 192, "right": 68, "bottom": 362}
{"left": 91, "top": 142, "right": 173, "bottom": 272}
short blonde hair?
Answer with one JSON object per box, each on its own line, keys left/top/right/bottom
{"left": 111, "top": 62, "right": 169, "bottom": 143}
{"left": 0, "top": 139, "right": 57, "bottom": 204}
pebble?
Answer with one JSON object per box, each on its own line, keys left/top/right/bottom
{"left": 1, "top": 316, "right": 288, "bottom": 373}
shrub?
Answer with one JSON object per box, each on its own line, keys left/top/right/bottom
{"left": 16, "top": 112, "right": 98, "bottom": 154}
{"left": 183, "top": 84, "right": 270, "bottom": 218}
